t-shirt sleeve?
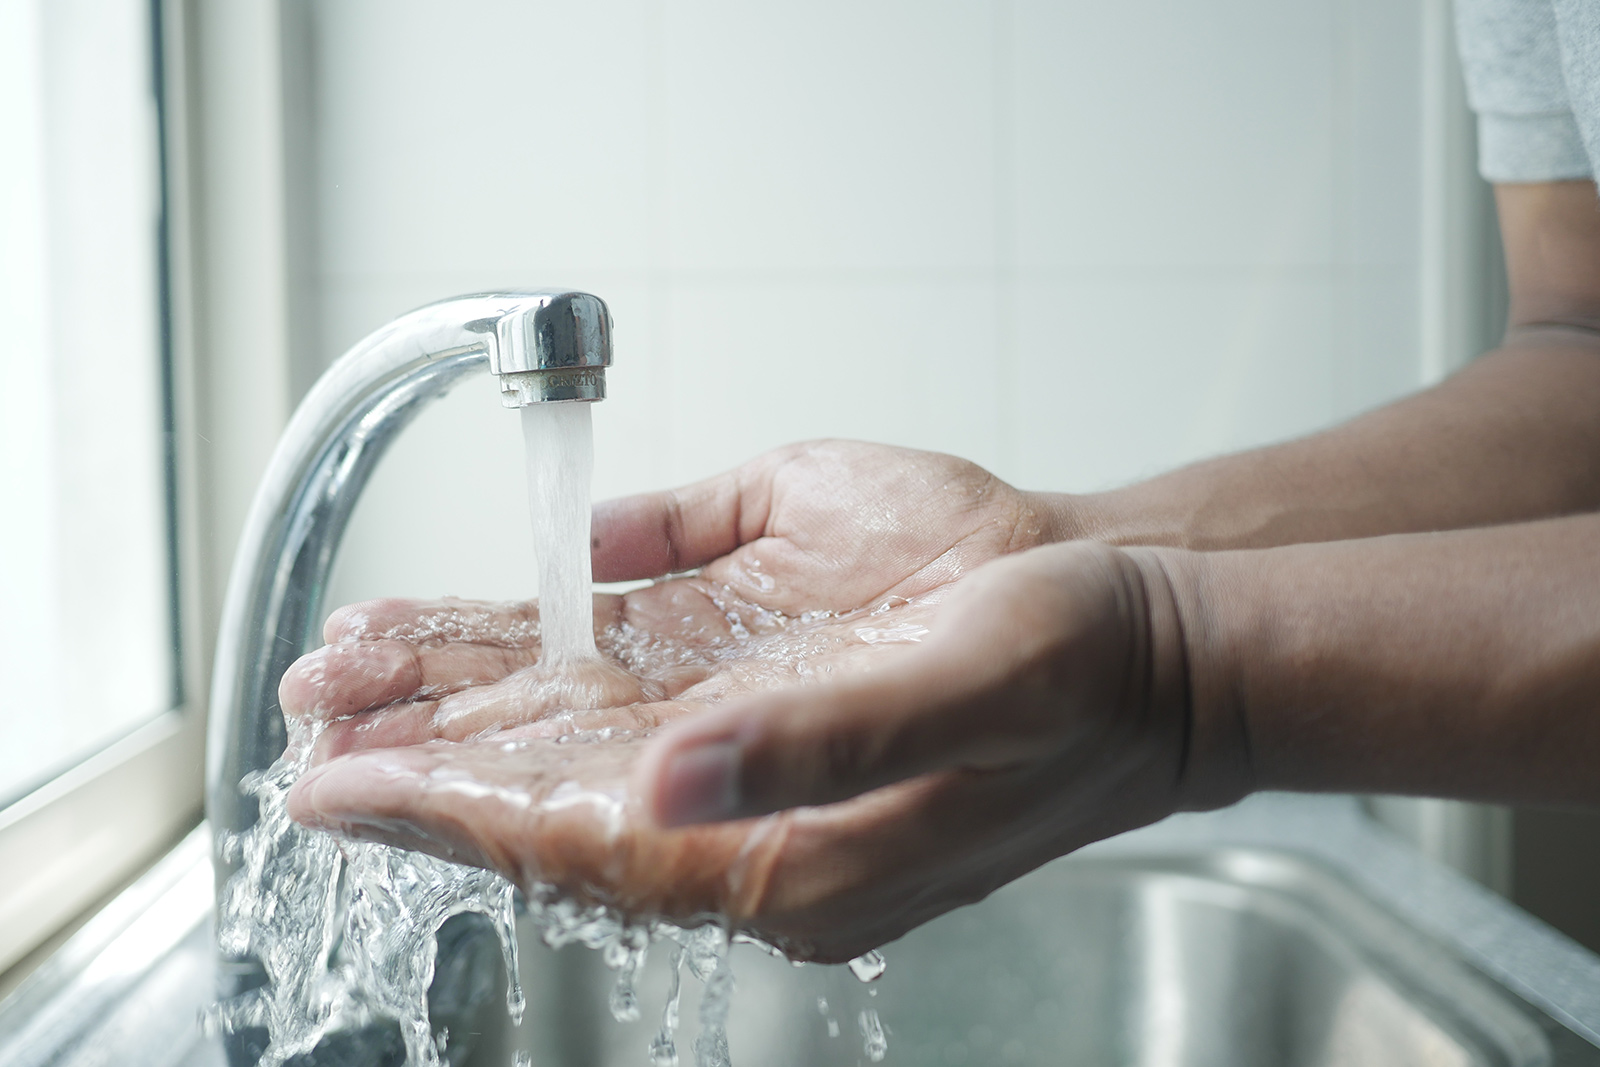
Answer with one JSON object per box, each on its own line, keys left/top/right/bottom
{"left": 1455, "top": 0, "right": 1593, "bottom": 182}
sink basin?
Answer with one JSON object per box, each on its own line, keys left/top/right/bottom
{"left": 522, "top": 850, "right": 1568, "bottom": 1067}
{"left": 4, "top": 796, "right": 1599, "bottom": 1067}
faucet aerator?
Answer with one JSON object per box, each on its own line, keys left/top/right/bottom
{"left": 498, "top": 366, "right": 607, "bottom": 406}
{"left": 486, "top": 289, "right": 612, "bottom": 408}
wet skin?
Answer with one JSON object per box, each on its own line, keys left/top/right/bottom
{"left": 285, "top": 441, "right": 1185, "bottom": 961}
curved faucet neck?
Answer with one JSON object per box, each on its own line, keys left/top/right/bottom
{"left": 205, "top": 290, "right": 612, "bottom": 846}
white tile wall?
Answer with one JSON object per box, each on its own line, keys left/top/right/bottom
{"left": 311, "top": 0, "right": 1430, "bottom": 606}
{"left": 659, "top": 2, "right": 997, "bottom": 273}
{"left": 1015, "top": 273, "right": 1337, "bottom": 490}
{"left": 1011, "top": 0, "right": 1339, "bottom": 270}
{"left": 313, "top": 0, "right": 657, "bottom": 278}
{"left": 663, "top": 278, "right": 1006, "bottom": 481}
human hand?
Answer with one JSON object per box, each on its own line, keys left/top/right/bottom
{"left": 284, "top": 441, "right": 1230, "bottom": 959}
{"left": 283, "top": 439, "right": 1059, "bottom": 758}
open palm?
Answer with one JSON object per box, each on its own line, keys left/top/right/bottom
{"left": 286, "top": 440, "right": 1050, "bottom": 756}
{"left": 285, "top": 441, "right": 1183, "bottom": 960}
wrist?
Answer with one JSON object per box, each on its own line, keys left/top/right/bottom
{"left": 1029, "top": 487, "right": 1197, "bottom": 549}
{"left": 1030, "top": 490, "right": 1143, "bottom": 546}
{"left": 1026, "top": 491, "right": 1087, "bottom": 544}
{"left": 1121, "top": 546, "right": 1256, "bottom": 811}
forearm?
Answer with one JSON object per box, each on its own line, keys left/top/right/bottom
{"left": 1038, "top": 181, "right": 1600, "bottom": 552}
{"left": 1162, "top": 513, "right": 1600, "bottom": 807}
{"left": 1040, "top": 331, "right": 1600, "bottom": 550}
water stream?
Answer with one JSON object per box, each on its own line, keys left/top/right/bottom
{"left": 520, "top": 403, "right": 596, "bottom": 663}
{"left": 209, "top": 400, "right": 890, "bottom": 1066}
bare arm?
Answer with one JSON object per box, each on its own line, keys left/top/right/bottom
{"left": 1051, "top": 182, "right": 1600, "bottom": 550}
{"left": 1167, "top": 512, "right": 1600, "bottom": 809}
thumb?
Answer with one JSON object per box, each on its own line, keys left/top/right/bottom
{"left": 590, "top": 447, "right": 794, "bottom": 582}
{"left": 631, "top": 542, "right": 1154, "bottom": 827}
{"left": 632, "top": 646, "right": 1038, "bottom": 828}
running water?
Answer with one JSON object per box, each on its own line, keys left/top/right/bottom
{"left": 208, "top": 399, "right": 892, "bottom": 1066}
{"left": 521, "top": 402, "right": 597, "bottom": 662}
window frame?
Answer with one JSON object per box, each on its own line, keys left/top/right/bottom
{"left": 0, "top": 0, "right": 295, "bottom": 976}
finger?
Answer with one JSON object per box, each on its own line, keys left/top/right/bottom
{"left": 503, "top": 698, "right": 702, "bottom": 738}
{"left": 288, "top": 746, "right": 510, "bottom": 870}
{"left": 287, "top": 740, "right": 758, "bottom": 915}
{"left": 590, "top": 448, "right": 796, "bottom": 582}
{"left": 426, "top": 658, "right": 667, "bottom": 738}
{"left": 631, "top": 649, "right": 1004, "bottom": 828}
{"left": 313, "top": 700, "right": 442, "bottom": 760}
{"left": 286, "top": 741, "right": 962, "bottom": 958}
{"left": 310, "top": 672, "right": 695, "bottom": 763}
{"left": 280, "top": 639, "right": 536, "bottom": 721}
{"left": 323, "top": 597, "right": 543, "bottom": 646}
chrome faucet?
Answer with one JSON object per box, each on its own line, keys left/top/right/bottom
{"left": 206, "top": 290, "right": 611, "bottom": 1064}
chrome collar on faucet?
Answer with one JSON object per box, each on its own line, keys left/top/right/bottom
{"left": 489, "top": 290, "right": 612, "bottom": 406}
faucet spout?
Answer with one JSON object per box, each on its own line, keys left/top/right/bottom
{"left": 488, "top": 290, "right": 612, "bottom": 406}
{"left": 204, "top": 289, "right": 611, "bottom": 1063}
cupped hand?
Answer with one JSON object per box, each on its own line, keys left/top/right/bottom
{"left": 283, "top": 441, "right": 1223, "bottom": 960}
{"left": 283, "top": 440, "right": 1055, "bottom": 760}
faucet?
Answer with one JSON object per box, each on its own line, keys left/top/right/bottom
{"left": 206, "top": 290, "right": 612, "bottom": 1064}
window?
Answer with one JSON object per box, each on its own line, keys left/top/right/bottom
{"left": 0, "top": 0, "right": 202, "bottom": 977}
{"left": 0, "top": 0, "right": 174, "bottom": 806}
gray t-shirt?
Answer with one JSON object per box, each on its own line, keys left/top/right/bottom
{"left": 1456, "top": 0, "right": 1600, "bottom": 181}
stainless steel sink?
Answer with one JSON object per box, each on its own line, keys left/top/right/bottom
{"left": 5, "top": 796, "right": 1600, "bottom": 1067}
{"left": 515, "top": 849, "right": 1566, "bottom": 1067}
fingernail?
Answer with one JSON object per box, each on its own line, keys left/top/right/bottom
{"left": 655, "top": 740, "right": 742, "bottom": 827}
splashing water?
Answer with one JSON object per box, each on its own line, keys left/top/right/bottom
{"left": 649, "top": 945, "right": 687, "bottom": 1067}
{"left": 208, "top": 719, "right": 525, "bottom": 1067}
{"left": 209, "top": 400, "right": 892, "bottom": 1066}
{"left": 859, "top": 1009, "right": 888, "bottom": 1063}
{"left": 208, "top": 733, "right": 761, "bottom": 1066}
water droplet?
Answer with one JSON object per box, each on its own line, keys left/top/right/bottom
{"left": 848, "top": 949, "right": 887, "bottom": 983}
{"left": 860, "top": 1009, "right": 888, "bottom": 1063}
{"left": 649, "top": 1033, "right": 680, "bottom": 1067}
{"left": 610, "top": 972, "right": 642, "bottom": 1022}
